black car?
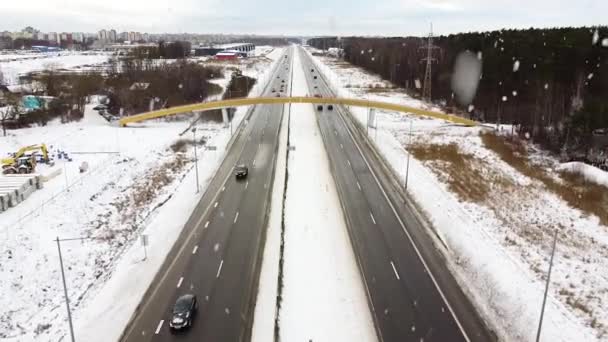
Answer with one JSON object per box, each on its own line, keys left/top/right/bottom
{"left": 93, "top": 104, "right": 107, "bottom": 111}
{"left": 235, "top": 164, "right": 249, "bottom": 179}
{"left": 169, "top": 294, "right": 197, "bottom": 331}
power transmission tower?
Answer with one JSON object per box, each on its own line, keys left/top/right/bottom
{"left": 419, "top": 23, "right": 440, "bottom": 101}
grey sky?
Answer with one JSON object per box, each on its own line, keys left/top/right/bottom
{"left": 1, "top": 0, "right": 605, "bottom": 36}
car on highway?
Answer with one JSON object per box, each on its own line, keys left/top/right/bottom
{"left": 235, "top": 164, "right": 249, "bottom": 179}
{"left": 169, "top": 294, "right": 197, "bottom": 332}
{"left": 271, "top": 89, "right": 276, "bottom": 92}
{"left": 93, "top": 104, "right": 107, "bottom": 111}
{"left": 314, "top": 76, "right": 318, "bottom": 79}
{"left": 327, "top": 104, "right": 334, "bottom": 110}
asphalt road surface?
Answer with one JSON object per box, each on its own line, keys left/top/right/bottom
{"left": 120, "top": 47, "right": 294, "bottom": 342}
{"left": 298, "top": 46, "right": 496, "bottom": 342}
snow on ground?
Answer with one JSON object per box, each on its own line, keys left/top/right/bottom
{"left": 0, "top": 51, "right": 111, "bottom": 85}
{"left": 306, "top": 48, "right": 607, "bottom": 341}
{"left": 558, "top": 162, "right": 608, "bottom": 187}
{"left": 0, "top": 48, "right": 285, "bottom": 342}
{"left": 277, "top": 48, "right": 377, "bottom": 342}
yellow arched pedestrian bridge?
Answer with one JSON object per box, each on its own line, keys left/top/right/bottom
{"left": 118, "top": 96, "right": 477, "bottom": 127}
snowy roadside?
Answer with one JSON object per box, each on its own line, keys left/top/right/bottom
{"left": 276, "top": 48, "right": 377, "bottom": 341}
{"left": 306, "top": 48, "right": 606, "bottom": 341}
{"left": 0, "top": 47, "right": 286, "bottom": 342}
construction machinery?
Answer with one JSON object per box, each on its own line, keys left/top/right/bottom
{"left": 1, "top": 144, "right": 53, "bottom": 174}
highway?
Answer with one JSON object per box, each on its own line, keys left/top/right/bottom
{"left": 298, "top": 46, "right": 496, "bottom": 342}
{"left": 120, "top": 46, "right": 293, "bottom": 342}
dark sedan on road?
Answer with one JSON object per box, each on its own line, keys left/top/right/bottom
{"left": 169, "top": 294, "right": 197, "bottom": 332}
{"left": 235, "top": 164, "right": 249, "bottom": 179}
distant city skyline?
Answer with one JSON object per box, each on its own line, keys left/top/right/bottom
{"left": 1, "top": 0, "right": 606, "bottom": 37}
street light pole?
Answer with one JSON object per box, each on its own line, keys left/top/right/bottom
{"left": 192, "top": 128, "right": 200, "bottom": 194}
{"left": 404, "top": 120, "right": 412, "bottom": 190}
{"left": 55, "top": 237, "right": 77, "bottom": 342}
{"left": 536, "top": 230, "right": 559, "bottom": 342}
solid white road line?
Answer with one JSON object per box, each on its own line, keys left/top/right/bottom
{"left": 391, "top": 261, "right": 401, "bottom": 280}
{"left": 192, "top": 245, "right": 199, "bottom": 254}
{"left": 234, "top": 212, "right": 239, "bottom": 223}
{"left": 216, "top": 260, "right": 224, "bottom": 278}
{"left": 370, "top": 212, "right": 376, "bottom": 225}
{"left": 155, "top": 320, "right": 164, "bottom": 334}
{"left": 357, "top": 181, "right": 362, "bottom": 190}
{"left": 204, "top": 221, "right": 210, "bottom": 228}
{"left": 214, "top": 201, "right": 218, "bottom": 208}
{"left": 177, "top": 277, "right": 184, "bottom": 288}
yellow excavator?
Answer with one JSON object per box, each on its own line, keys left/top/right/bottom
{"left": 1, "top": 144, "right": 53, "bottom": 174}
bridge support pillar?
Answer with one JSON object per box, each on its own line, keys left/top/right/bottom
{"left": 222, "top": 108, "right": 229, "bottom": 128}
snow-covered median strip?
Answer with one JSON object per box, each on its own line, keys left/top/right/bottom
{"left": 277, "top": 48, "right": 377, "bottom": 342}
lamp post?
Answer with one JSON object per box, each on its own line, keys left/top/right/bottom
{"left": 536, "top": 230, "right": 559, "bottom": 342}
{"left": 192, "top": 128, "right": 200, "bottom": 194}
{"left": 55, "top": 236, "right": 93, "bottom": 342}
{"left": 404, "top": 120, "right": 412, "bottom": 190}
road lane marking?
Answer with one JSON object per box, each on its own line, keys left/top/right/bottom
{"left": 332, "top": 95, "right": 472, "bottom": 341}
{"left": 234, "top": 212, "right": 239, "bottom": 223}
{"left": 340, "top": 143, "right": 344, "bottom": 149}
{"left": 347, "top": 160, "right": 351, "bottom": 167}
{"left": 214, "top": 201, "right": 218, "bottom": 208}
{"left": 204, "top": 221, "right": 210, "bottom": 228}
{"left": 155, "top": 320, "right": 164, "bottom": 334}
{"left": 222, "top": 186, "right": 225, "bottom": 192}
{"left": 192, "top": 245, "right": 199, "bottom": 254}
{"left": 391, "top": 261, "right": 401, "bottom": 280}
{"left": 357, "top": 181, "right": 361, "bottom": 190}
{"left": 177, "top": 277, "right": 184, "bottom": 288}
{"left": 370, "top": 212, "right": 376, "bottom": 225}
{"left": 245, "top": 181, "right": 249, "bottom": 189}
{"left": 216, "top": 260, "right": 224, "bottom": 278}
{"left": 253, "top": 158, "right": 256, "bottom": 166}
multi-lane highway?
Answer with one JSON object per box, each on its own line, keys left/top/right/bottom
{"left": 298, "top": 46, "right": 495, "bottom": 342}
{"left": 120, "top": 47, "right": 293, "bottom": 342}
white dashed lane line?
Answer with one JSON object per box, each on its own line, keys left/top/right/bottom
{"left": 370, "top": 212, "right": 376, "bottom": 225}
{"left": 192, "top": 245, "right": 199, "bottom": 254}
{"left": 155, "top": 320, "right": 164, "bottom": 334}
{"left": 391, "top": 261, "right": 401, "bottom": 280}
{"left": 216, "top": 260, "right": 224, "bottom": 278}
{"left": 177, "top": 277, "right": 184, "bottom": 288}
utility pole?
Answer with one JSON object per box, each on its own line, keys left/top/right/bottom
{"left": 536, "top": 230, "right": 559, "bottom": 342}
{"left": 192, "top": 128, "right": 200, "bottom": 194}
{"left": 55, "top": 236, "right": 92, "bottom": 342}
{"left": 419, "top": 23, "right": 439, "bottom": 101}
{"left": 404, "top": 120, "right": 412, "bottom": 190}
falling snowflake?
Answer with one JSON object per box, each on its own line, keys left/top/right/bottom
{"left": 468, "top": 104, "right": 475, "bottom": 112}
{"left": 512, "top": 90, "right": 518, "bottom": 96}
{"left": 592, "top": 30, "right": 600, "bottom": 44}
{"left": 513, "top": 60, "right": 520, "bottom": 72}
{"left": 602, "top": 38, "right": 608, "bottom": 47}
{"left": 588, "top": 73, "right": 594, "bottom": 80}
{"left": 477, "top": 51, "right": 483, "bottom": 60}
{"left": 544, "top": 83, "right": 549, "bottom": 89}
{"left": 533, "top": 63, "right": 537, "bottom": 69}
{"left": 502, "top": 96, "right": 508, "bottom": 102}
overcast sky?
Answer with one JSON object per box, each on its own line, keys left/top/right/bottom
{"left": 1, "top": 0, "right": 606, "bottom": 36}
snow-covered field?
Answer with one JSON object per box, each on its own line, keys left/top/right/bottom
{"left": 0, "top": 47, "right": 285, "bottom": 342}
{"left": 306, "top": 48, "right": 608, "bottom": 341}
{"left": 0, "top": 52, "right": 111, "bottom": 85}
{"left": 276, "top": 48, "right": 377, "bottom": 341}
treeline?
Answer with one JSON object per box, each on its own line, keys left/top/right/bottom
{"left": 309, "top": 27, "right": 608, "bottom": 155}
{"left": 2, "top": 59, "right": 224, "bottom": 130}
